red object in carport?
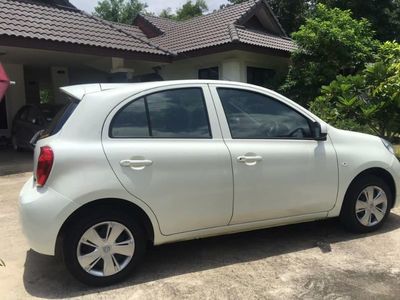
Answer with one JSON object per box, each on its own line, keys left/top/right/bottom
{"left": 0, "top": 63, "right": 10, "bottom": 102}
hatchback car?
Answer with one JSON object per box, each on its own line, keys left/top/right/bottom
{"left": 12, "top": 104, "right": 61, "bottom": 150}
{"left": 20, "top": 80, "right": 400, "bottom": 286}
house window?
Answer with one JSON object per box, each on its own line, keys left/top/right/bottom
{"left": 247, "top": 67, "right": 276, "bottom": 87}
{"left": 198, "top": 67, "right": 219, "bottom": 80}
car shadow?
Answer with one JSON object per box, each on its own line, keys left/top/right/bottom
{"left": 0, "top": 148, "right": 33, "bottom": 176}
{"left": 23, "top": 213, "right": 400, "bottom": 299}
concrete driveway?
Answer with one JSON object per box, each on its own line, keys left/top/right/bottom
{"left": 0, "top": 148, "right": 33, "bottom": 176}
{"left": 1, "top": 173, "right": 400, "bottom": 300}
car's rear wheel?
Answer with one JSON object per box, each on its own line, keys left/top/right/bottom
{"left": 63, "top": 209, "right": 146, "bottom": 286}
{"left": 340, "top": 175, "right": 392, "bottom": 233}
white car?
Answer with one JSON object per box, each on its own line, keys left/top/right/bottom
{"left": 20, "top": 80, "right": 400, "bottom": 286}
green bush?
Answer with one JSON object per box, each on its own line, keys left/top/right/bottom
{"left": 280, "top": 4, "right": 378, "bottom": 106}
{"left": 310, "top": 42, "right": 400, "bottom": 141}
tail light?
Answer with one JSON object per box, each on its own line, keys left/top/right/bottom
{"left": 36, "top": 146, "right": 54, "bottom": 187}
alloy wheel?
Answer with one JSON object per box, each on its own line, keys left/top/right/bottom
{"left": 77, "top": 221, "right": 135, "bottom": 277}
{"left": 355, "top": 186, "right": 388, "bottom": 227}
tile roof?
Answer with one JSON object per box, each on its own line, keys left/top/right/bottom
{"left": 0, "top": 0, "right": 295, "bottom": 60}
{"left": 140, "top": 15, "right": 179, "bottom": 33}
{"left": 0, "top": 0, "right": 169, "bottom": 55}
{"left": 105, "top": 21, "right": 149, "bottom": 41}
{"left": 235, "top": 27, "right": 296, "bottom": 52}
{"left": 141, "top": 0, "right": 295, "bottom": 54}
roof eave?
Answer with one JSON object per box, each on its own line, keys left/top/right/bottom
{"left": 0, "top": 35, "right": 172, "bottom": 62}
{"left": 173, "top": 42, "right": 293, "bottom": 60}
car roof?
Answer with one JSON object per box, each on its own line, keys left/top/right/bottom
{"left": 60, "top": 80, "right": 259, "bottom": 100}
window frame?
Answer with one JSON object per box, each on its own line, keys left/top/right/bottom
{"left": 246, "top": 66, "right": 276, "bottom": 87}
{"left": 109, "top": 87, "right": 213, "bottom": 139}
{"left": 198, "top": 67, "right": 219, "bottom": 80}
{"left": 216, "top": 87, "right": 315, "bottom": 141}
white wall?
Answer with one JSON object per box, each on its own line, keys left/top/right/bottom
{"left": 0, "top": 63, "right": 26, "bottom": 137}
{"left": 159, "top": 50, "right": 290, "bottom": 84}
{"left": 51, "top": 66, "right": 69, "bottom": 104}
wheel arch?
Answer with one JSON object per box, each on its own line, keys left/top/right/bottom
{"left": 345, "top": 167, "right": 396, "bottom": 209}
{"left": 55, "top": 198, "right": 155, "bottom": 257}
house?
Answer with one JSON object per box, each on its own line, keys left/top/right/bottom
{"left": 0, "top": 0, "right": 295, "bottom": 139}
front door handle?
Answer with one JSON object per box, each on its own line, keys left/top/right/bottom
{"left": 120, "top": 159, "right": 153, "bottom": 170}
{"left": 237, "top": 155, "right": 263, "bottom": 165}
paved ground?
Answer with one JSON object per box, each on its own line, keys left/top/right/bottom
{"left": 1, "top": 173, "right": 400, "bottom": 300}
{"left": 0, "top": 148, "right": 33, "bottom": 176}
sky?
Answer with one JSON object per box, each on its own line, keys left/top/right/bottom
{"left": 69, "top": 0, "right": 229, "bottom": 15}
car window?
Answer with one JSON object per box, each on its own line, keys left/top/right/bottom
{"left": 217, "top": 88, "right": 312, "bottom": 139}
{"left": 110, "top": 98, "right": 149, "bottom": 138}
{"left": 110, "top": 88, "right": 211, "bottom": 139}
{"left": 39, "top": 101, "right": 79, "bottom": 139}
{"left": 41, "top": 105, "right": 62, "bottom": 122}
{"left": 26, "top": 107, "right": 40, "bottom": 124}
{"left": 146, "top": 88, "right": 211, "bottom": 138}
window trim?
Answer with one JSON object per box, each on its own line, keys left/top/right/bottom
{"left": 216, "top": 88, "right": 315, "bottom": 141}
{"left": 109, "top": 87, "right": 213, "bottom": 139}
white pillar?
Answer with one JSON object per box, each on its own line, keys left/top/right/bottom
{"left": 111, "top": 57, "right": 125, "bottom": 71}
{"left": 110, "top": 57, "right": 134, "bottom": 81}
{"left": 51, "top": 66, "right": 69, "bottom": 104}
{"left": 221, "top": 59, "right": 243, "bottom": 82}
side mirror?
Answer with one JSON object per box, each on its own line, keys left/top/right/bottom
{"left": 311, "top": 122, "right": 327, "bottom": 141}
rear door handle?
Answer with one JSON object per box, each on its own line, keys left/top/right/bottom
{"left": 237, "top": 155, "right": 263, "bottom": 165}
{"left": 120, "top": 159, "right": 153, "bottom": 170}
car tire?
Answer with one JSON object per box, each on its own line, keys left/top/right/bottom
{"left": 340, "top": 175, "right": 392, "bottom": 233}
{"left": 63, "top": 208, "right": 147, "bottom": 286}
{"left": 11, "top": 136, "right": 20, "bottom": 151}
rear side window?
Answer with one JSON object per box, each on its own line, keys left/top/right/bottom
{"left": 110, "top": 88, "right": 211, "bottom": 138}
{"left": 109, "top": 98, "right": 149, "bottom": 138}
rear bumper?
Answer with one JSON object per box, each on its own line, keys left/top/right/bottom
{"left": 19, "top": 177, "right": 78, "bottom": 255}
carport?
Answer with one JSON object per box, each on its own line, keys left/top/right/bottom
{"left": 0, "top": 46, "right": 166, "bottom": 173}
{"left": 0, "top": 0, "right": 171, "bottom": 167}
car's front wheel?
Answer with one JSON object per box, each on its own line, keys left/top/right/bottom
{"left": 63, "top": 208, "right": 146, "bottom": 286}
{"left": 340, "top": 175, "right": 392, "bottom": 233}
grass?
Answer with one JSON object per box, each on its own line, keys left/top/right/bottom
{"left": 395, "top": 145, "right": 400, "bottom": 159}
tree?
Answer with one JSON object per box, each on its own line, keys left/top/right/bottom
{"left": 266, "top": 0, "right": 314, "bottom": 34}
{"left": 225, "top": 1, "right": 312, "bottom": 34}
{"left": 159, "top": 0, "right": 208, "bottom": 21}
{"left": 310, "top": 42, "right": 400, "bottom": 140}
{"left": 320, "top": 0, "right": 400, "bottom": 41}
{"left": 280, "top": 4, "right": 378, "bottom": 106}
{"left": 93, "top": 0, "right": 147, "bottom": 24}
{"left": 175, "top": 0, "right": 208, "bottom": 20}
{"left": 159, "top": 8, "right": 175, "bottom": 19}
